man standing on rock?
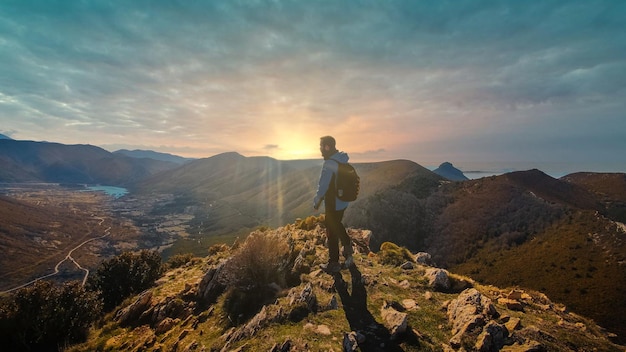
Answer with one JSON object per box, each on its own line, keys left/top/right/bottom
{"left": 314, "top": 135, "right": 354, "bottom": 273}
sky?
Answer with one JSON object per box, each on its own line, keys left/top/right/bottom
{"left": 1, "top": 0, "right": 625, "bottom": 172}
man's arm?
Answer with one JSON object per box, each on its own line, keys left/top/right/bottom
{"left": 313, "top": 160, "right": 334, "bottom": 209}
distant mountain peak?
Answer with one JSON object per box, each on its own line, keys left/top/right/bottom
{"left": 0, "top": 133, "right": 13, "bottom": 140}
{"left": 114, "top": 149, "right": 194, "bottom": 164}
{"left": 433, "top": 162, "right": 468, "bottom": 181}
{"left": 206, "top": 151, "right": 246, "bottom": 161}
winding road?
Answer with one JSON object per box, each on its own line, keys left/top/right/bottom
{"left": 1, "top": 217, "right": 111, "bottom": 294}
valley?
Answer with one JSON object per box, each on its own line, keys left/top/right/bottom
{"left": 0, "top": 185, "right": 194, "bottom": 292}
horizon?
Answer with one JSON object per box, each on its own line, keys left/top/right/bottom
{"left": 1, "top": 1, "right": 625, "bottom": 165}
{"left": 2, "top": 135, "right": 624, "bottom": 178}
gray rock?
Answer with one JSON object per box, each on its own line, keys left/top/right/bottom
{"left": 115, "top": 290, "right": 153, "bottom": 325}
{"left": 425, "top": 268, "right": 451, "bottom": 291}
{"left": 475, "top": 321, "right": 508, "bottom": 351}
{"left": 414, "top": 252, "right": 434, "bottom": 266}
{"left": 380, "top": 301, "right": 408, "bottom": 340}
{"left": 447, "top": 288, "right": 499, "bottom": 349}
{"left": 197, "top": 261, "right": 226, "bottom": 305}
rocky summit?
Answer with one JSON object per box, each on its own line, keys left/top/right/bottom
{"left": 68, "top": 219, "right": 624, "bottom": 352}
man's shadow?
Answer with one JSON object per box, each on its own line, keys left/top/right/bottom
{"left": 332, "top": 265, "right": 406, "bottom": 352}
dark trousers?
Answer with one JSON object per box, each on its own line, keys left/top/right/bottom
{"left": 325, "top": 208, "right": 352, "bottom": 263}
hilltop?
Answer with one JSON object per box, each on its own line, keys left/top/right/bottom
{"left": 66, "top": 220, "right": 624, "bottom": 351}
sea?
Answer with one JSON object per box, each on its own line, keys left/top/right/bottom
{"left": 427, "top": 161, "right": 626, "bottom": 180}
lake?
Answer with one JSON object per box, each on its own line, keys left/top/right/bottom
{"left": 86, "top": 185, "right": 128, "bottom": 198}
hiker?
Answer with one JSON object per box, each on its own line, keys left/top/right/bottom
{"left": 314, "top": 135, "right": 354, "bottom": 273}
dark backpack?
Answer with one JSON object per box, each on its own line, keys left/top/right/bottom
{"left": 332, "top": 160, "right": 360, "bottom": 202}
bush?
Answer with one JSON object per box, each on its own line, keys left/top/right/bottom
{"left": 378, "top": 241, "right": 414, "bottom": 266}
{"left": 219, "top": 231, "right": 291, "bottom": 291}
{"left": 208, "top": 243, "right": 229, "bottom": 256}
{"left": 87, "top": 250, "right": 163, "bottom": 311}
{"left": 218, "top": 231, "right": 292, "bottom": 324}
{"left": 166, "top": 253, "right": 197, "bottom": 269}
{"left": 0, "top": 280, "right": 102, "bottom": 351}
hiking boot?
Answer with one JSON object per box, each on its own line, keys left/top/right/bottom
{"left": 320, "top": 261, "right": 342, "bottom": 273}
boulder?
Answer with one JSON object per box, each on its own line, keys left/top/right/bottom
{"left": 505, "top": 317, "right": 522, "bottom": 332}
{"left": 507, "top": 289, "right": 532, "bottom": 301}
{"left": 115, "top": 290, "right": 153, "bottom": 325}
{"left": 381, "top": 301, "right": 408, "bottom": 340}
{"left": 447, "top": 288, "right": 499, "bottom": 349}
{"left": 414, "top": 252, "right": 434, "bottom": 266}
{"left": 425, "top": 268, "right": 451, "bottom": 291}
{"left": 197, "top": 261, "right": 226, "bottom": 305}
{"left": 151, "top": 296, "right": 193, "bottom": 324}
{"left": 498, "top": 297, "right": 524, "bottom": 311}
{"left": 475, "top": 321, "right": 508, "bottom": 351}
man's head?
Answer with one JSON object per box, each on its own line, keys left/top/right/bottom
{"left": 319, "top": 135, "right": 337, "bottom": 158}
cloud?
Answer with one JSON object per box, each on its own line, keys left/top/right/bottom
{"left": 0, "top": 1, "right": 624, "bottom": 165}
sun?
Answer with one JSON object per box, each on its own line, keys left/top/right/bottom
{"left": 273, "top": 139, "right": 319, "bottom": 160}
{"left": 263, "top": 128, "right": 321, "bottom": 160}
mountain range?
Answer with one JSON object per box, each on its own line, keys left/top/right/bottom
{"left": 0, "top": 139, "right": 625, "bottom": 341}
{"left": 0, "top": 140, "right": 178, "bottom": 185}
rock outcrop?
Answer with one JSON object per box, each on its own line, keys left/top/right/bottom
{"left": 447, "top": 288, "right": 501, "bottom": 350}
{"left": 71, "top": 221, "right": 624, "bottom": 352}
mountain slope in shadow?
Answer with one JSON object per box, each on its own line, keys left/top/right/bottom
{"left": 0, "top": 140, "right": 177, "bottom": 185}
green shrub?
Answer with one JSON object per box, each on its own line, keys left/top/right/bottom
{"left": 0, "top": 280, "right": 102, "bottom": 351}
{"left": 87, "top": 250, "right": 163, "bottom": 311}
{"left": 377, "top": 241, "right": 414, "bottom": 266}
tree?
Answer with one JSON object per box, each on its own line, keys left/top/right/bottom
{"left": 0, "top": 280, "right": 102, "bottom": 351}
{"left": 87, "top": 250, "right": 163, "bottom": 311}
